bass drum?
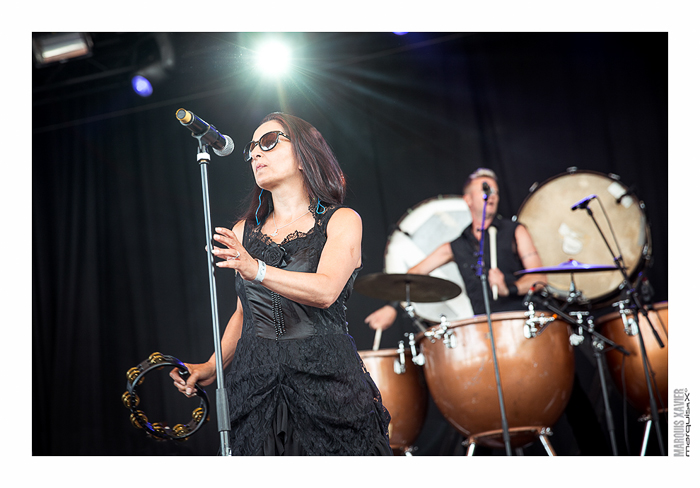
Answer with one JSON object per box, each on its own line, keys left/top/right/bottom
{"left": 418, "top": 311, "right": 575, "bottom": 449}
{"left": 358, "top": 346, "right": 428, "bottom": 455}
{"left": 596, "top": 301, "right": 668, "bottom": 414}
{"left": 517, "top": 170, "right": 651, "bottom": 306}
{"left": 384, "top": 195, "right": 474, "bottom": 322}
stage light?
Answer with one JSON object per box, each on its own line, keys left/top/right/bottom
{"left": 33, "top": 33, "right": 93, "bottom": 67}
{"left": 255, "top": 40, "right": 291, "bottom": 77}
{"left": 130, "top": 33, "right": 175, "bottom": 97}
{"left": 393, "top": 32, "right": 408, "bottom": 36}
{"left": 131, "top": 75, "right": 153, "bottom": 97}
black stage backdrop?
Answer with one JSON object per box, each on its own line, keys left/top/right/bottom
{"left": 32, "top": 33, "right": 668, "bottom": 456}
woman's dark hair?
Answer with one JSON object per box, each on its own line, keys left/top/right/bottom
{"left": 241, "top": 112, "right": 346, "bottom": 226}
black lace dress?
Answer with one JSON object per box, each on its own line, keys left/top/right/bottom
{"left": 225, "top": 204, "right": 392, "bottom": 455}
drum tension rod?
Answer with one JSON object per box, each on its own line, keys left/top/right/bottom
{"left": 523, "top": 303, "right": 556, "bottom": 339}
{"left": 406, "top": 333, "right": 425, "bottom": 366}
{"left": 394, "top": 341, "right": 407, "bottom": 374}
{"left": 422, "top": 316, "right": 456, "bottom": 348}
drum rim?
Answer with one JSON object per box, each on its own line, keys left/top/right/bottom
{"left": 415, "top": 310, "right": 559, "bottom": 340}
{"left": 358, "top": 348, "right": 404, "bottom": 358}
{"left": 594, "top": 300, "right": 668, "bottom": 325}
{"left": 517, "top": 169, "right": 639, "bottom": 214}
{"left": 383, "top": 193, "right": 467, "bottom": 259}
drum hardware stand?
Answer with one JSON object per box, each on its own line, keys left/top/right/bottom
{"left": 193, "top": 137, "right": 232, "bottom": 456}
{"left": 475, "top": 189, "right": 512, "bottom": 456}
{"left": 639, "top": 410, "right": 668, "bottom": 456}
{"left": 402, "top": 446, "right": 418, "bottom": 456}
{"left": 525, "top": 292, "right": 630, "bottom": 456}
{"left": 401, "top": 282, "right": 428, "bottom": 333}
{"left": 580, "top": 202, "right": 665, "bottom": 455}
{"left": 464, "top": 427, "right": 556, "bottom": 456}
{"left": 610, "top": 299, "right": 668, "bottom": 456}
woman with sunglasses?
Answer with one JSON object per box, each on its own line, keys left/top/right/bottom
{"left": 170, "top": 112, "right": 392, "bottom": 455}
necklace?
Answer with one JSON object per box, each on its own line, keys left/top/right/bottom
{"left": 271, "top": 209, "right": 310, "bottom": 237}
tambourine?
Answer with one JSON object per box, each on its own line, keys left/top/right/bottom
{"left": 122, "top": 352, "right": 210, "bottom": 441}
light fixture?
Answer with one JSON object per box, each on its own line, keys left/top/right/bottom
{"left": 33, "top": 33, "right": 93, "bottom": 67}
{"left": 255, "top": 40, "right": 291, "bottom": 78}
{"left": 131, "top": 33, "right": 175, "bottom": 97}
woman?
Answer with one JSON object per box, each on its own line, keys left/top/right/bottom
{"left": 170, "top": 112, "right": 392, "bottom": 455}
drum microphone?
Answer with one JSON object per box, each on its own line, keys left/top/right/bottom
{"left": 523, "top": 285, "right": 537, "bottom": 307}
{"left": 570, "top": 194, "right": 597, "bottom": 211}
{"left": 175, "top": 108, "right": 234, "bottom": 156}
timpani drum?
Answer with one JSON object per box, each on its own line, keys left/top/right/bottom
{"left": 596, "top": 301, "right": 668, "bottom": 414}
{"left": 418, "top": 311, "right": 575, "bottom": 449}
{"left": 517, "top": 170, "right": 651, "bottom": 307}
{"left": 359, "top": 346, "right": 428, "bottom": 455}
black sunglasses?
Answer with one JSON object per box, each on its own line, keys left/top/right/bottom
{"left": 243, "top": 131, "right": 290, "bottom": 162}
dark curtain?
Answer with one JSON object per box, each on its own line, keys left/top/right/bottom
{"left": 32, "top": 32, "right": 667, "bottom": 456}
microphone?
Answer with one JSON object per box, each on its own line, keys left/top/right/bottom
{"left": 482, "top": 182, "right": 492, "bottom": 196}
{"left": 571, "top": 194, "right": 596, "bottom": 211}
{"left": 175, "top": 108, "right": 234, "bottom": 156}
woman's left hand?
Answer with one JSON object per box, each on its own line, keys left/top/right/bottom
{"left": 211, "top": 227, "right": 258, "bottom": 281}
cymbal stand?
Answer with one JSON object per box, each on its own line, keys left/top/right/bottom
{"left": 401, "top": 282, "right": 427, "bottom": 333}
{"left": 581, "top": 203, "right": 665, "bottom": 455}
{"left": 475, "top": 191, "right": 512, "bottom": 455}
{"left": 526, "top": 290, "right": 629, "bottom": 456}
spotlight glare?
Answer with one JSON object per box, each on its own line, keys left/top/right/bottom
{"left": 132, "top": 75, "right": 153, "bottom": 97}
{"left": 256, "top": 41, "right": 291, "bottom": 77}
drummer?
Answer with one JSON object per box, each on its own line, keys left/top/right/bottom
{"left": 365, "top": 167, "right": 547, "bottom": 330}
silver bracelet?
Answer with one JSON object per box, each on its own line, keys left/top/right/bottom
{"left": 253, "top": 259, "right": 267, "bottom": 284}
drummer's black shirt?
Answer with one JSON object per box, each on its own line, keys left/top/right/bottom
{"left": 450, "top": 215, "right": 526, "bottom": 315}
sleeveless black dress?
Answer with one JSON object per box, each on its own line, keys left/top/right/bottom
{"left": 225, "top": 204, "right": 392, "bottom": 455}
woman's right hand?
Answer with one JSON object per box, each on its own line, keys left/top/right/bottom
{"left": 169, "top": 361, "right": 216, "bottom": 397}
{"left": 364, "top": 304, "right": 397, "bottom": 331}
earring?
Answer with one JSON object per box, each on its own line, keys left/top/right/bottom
{"left": 255, "top": 189, "right": 264, "bottom": 225}
{"left": 315, "top": 199, "right": 326, "bottom": 215}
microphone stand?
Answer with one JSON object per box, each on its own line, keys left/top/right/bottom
{"left": 475, "top": 193, "right": 512, "bottom": 456}
{"left": 195, "top": 137, "right": 232, "bottom": 456}
{"left": 581, "top": 203, "right": 665, "bottom": 455}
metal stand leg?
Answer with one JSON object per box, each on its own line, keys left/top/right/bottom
{"left": 591, "top": 337, "right": 619, "bottom": 456}
{"left": 464, "top": 427, "right": 556, "bottom": 456}
{"left": 640, "top": 417, "right": 652, "bottom": 456}
{"left": 539, "top": 432, "right": 557, "bottom": 456}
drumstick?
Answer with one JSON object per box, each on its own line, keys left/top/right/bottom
{"left": 488, "top": 226, "right": 498, "bottom": 300}
{"left": 372, "top": 328, "right": 382, "bottom": 351}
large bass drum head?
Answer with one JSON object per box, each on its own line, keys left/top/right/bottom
{"left": 384, "top": 195, "right": 474, "bottom": 322}
{"left": 517, "top": 170, "right": 650, "bottom": 305}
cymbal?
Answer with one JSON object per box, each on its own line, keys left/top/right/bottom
{"left": 514, "top": 259, "right": 619, "bottom": 275}
{"left": 354, "top": 273, "right": 462, "bottom": 302}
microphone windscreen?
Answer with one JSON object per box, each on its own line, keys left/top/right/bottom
{"left": 213, "top": 135, "right": 235, "bottom": 157}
